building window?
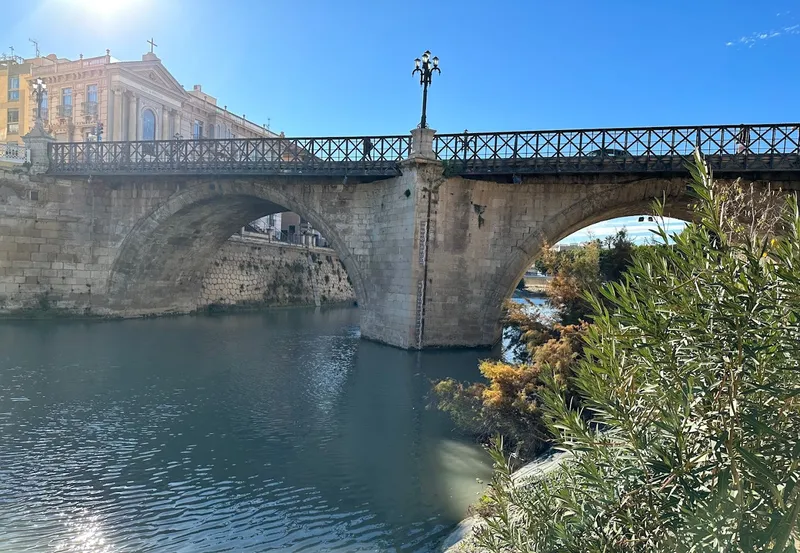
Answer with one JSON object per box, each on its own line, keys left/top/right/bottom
{"left": 193, "top": 120, "right": 203, "bottom": 139}
{"left": 142, "top": 109, "right": 156, "bottom": 141}
{"left": 7, "top": 76, "right": 19, "bottom": 101}
{"left": 60, "top": 88, "right": 73, "bottom": 117}
{"left": 7, "top": 109, "right": 19, "bottom": 135}
{"left": 84, "top": 84, "right": 98, "bottom": 116}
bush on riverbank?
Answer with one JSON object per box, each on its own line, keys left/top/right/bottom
{"left": 434, "top": 320, "right": 588, "bottom": 458}
{"left": 432, "top": 215, "right": 639, "bottom": 458}
{"left": 474, "top": 155, "right": 800, "bottom": 552}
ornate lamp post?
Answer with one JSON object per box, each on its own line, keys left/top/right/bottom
{"left": 412, "top": 50, "right": 440, "bottom": 129}
{"left": 31, "top": 77, "right": 47, "bottom": 123}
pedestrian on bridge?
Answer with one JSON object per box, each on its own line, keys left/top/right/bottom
{"left": 737, "top": 126, "right": 750, "bottom": 154}
{"left": 362, "top": 137, "right": 373, "bottom": 161}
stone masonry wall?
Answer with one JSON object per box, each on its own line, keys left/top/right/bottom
{"left": 199, "top": 234, "right": 355, "bottom": 309}
{"left": 2, "top": 156, "right": 795, "bottom": 349}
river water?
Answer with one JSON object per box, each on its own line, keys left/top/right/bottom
{"left": 0, "top": 306, "right": 505, "bottom": 553}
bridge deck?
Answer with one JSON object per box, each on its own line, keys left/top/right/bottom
{"left": 47, "top": 124, "right": 800, "bottom": 177}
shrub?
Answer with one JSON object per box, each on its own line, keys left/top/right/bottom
{"left": 474, "top": 154, "right": 800, "bottom": 552}
{"left": 433, "top": 320, "right": 587, "bottom": 458}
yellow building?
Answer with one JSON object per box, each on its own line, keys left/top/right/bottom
{"left": 19, "top": 48, "right": 276, "bottom": 144}
{"left": 0, "top": 56, "right": 33, "bottom": 144}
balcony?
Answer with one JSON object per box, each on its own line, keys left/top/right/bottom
{"left": 57, "top": 104, "right": 74, "bottom": 118}
{"left": 82, "top": 101, "right": 98, "bottom": 117}
{"left": 0, "top": 143, "right": 29, "bottom": 164}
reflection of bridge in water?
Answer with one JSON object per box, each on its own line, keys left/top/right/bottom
{"left": 49, "top": 123, "right": 800, "bottom": 177}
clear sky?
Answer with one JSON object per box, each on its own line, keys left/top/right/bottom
{"left": 5, "top": 0, "right": 799, "bottom": 136}
{"left": 4, "top": 0, "right": 797, "bottom": 241}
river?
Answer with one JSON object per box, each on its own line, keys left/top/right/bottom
{"left": 0, "top": 306, "right": 502, "bottom": 552}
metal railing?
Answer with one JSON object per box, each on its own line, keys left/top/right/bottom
{"left": 46, "top": 124, "right": 800, "bottom": 177}
{"left": 49, "top": 135, "right": 412, "bottom": 176}
{"left": 82, "top": 101, "right": 98, "bottom": 117}
{"left": 434, "top": 124, "right": 800, "bottom": 174}
{"left": 57, "top": 104, "right": 73, "bottom": 118}
{"left": 0, "top": 143, "right": 29, "bottom": 164}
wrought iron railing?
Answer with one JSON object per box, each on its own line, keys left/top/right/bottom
{"left": 82, "top": 101, "right": 98, "bottom": 117}
{"left": 46, "top": 124, "right": 800, "bottom": 177}
{"left": 49, "top": 135, "right": 412, "bottom": 176}
{"left": 57, "top": 104, "right": 73, "bottom": 118}
{"left": 434, "top": 124, "right": 800, "bottom": 174}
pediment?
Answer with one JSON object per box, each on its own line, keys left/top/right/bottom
{"left": 115, "top": 60, "right": 187, "bottom": 99}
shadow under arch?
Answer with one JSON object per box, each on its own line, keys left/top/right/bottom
{"left": 481, "top": 178, "right": 695, "bottom": 340}
{"left": 107, "top": 178, "right": 369, "bottom": 315}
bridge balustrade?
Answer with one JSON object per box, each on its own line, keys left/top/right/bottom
{"left": 434, "top": 124, "right": 800, "bottom": 174}
{"left": 49, "top": 135, "right": 411, "bottom": 176}
{"left": 47, "top": 124, "right": 800, "bottom": 176}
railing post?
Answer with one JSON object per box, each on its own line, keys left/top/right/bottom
{"left": 22, "top": 121, "right": 56, "bottom": 175}
{"left": 410, "top": 127, "right": 436, "bottom": 160}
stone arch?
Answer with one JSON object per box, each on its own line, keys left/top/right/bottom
{"left": 479, "top": 177, "right": 693, "bottom": 340}
{"left": 107, "top": 178, "right": 368, "bottom": 315}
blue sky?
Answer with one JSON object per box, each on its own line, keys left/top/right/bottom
{"left": 5, "top": 0, "right": 798, "bottom": 241}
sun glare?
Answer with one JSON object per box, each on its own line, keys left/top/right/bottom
{"left": 63, "top": 0, "right": 138, "bottom": 17}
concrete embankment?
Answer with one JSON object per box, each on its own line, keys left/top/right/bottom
{"left": 440, "top": 450, "right": 569, "bottom": 553}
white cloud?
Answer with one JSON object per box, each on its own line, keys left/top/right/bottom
{"left": 558, "top": 216, "right": 688, "bottom": 245}
{"left": 726, "top": 22, "right": 799, "bottom": 47}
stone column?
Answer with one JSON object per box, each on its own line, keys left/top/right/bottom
{"left": 175, "top": 111, "right": 182, "bottom": 139}
{"left": 127, "top": 93, "right": 138, "bottom": 141}
{"left": 161, "top": 107, "right": 169, "bottom": 140}
{"left": 113, "top": 89, "right": 123, "bottom": 141}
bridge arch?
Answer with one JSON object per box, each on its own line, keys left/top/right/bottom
{"left": 478, "top": 177, "right": 693, "bottom": 340}
{"left": 107, "top": 178, "right": 369, "bottom": 315}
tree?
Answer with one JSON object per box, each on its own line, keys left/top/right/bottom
{"left": 540, "top": 240, "right": 602, "bottom": 324}
{"left": 599, "top": 228, "right": 636, "bottom": 282}
{"left": 474, "top": 154, "right": 800, "bottom": 552}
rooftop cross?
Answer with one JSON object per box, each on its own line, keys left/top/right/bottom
{"left": 147, "top": 38, "right": 157, "bottom": 53}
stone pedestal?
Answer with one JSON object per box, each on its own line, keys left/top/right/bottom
{"left": 22, "top": 121, "right": 56, "bottom": 175}
{"left": 410, "top": 127, "right": 436, "bottom": 160}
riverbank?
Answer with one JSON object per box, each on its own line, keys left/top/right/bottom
{"left": 440, "top": 450, "right": 569, "bottom": 553}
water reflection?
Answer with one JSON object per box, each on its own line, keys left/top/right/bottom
{"left": 0, "top": 308, "right": 492, "bottom": 552}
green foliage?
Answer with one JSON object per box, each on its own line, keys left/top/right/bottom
{"left": 540, "top": 240, "right": 602, "bottom": 324}
{"left": 538, "top": 230, "right": 640, "bottom": 324}
{"left": 474, "top": 154, "right": 800, "bottom": 552}
{"left": 599, "top": 228, "right": 636, "bottom": 282}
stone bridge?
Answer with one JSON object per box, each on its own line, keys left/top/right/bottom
{"left": 0, "top": 123, "right": 798, "bottom": 349}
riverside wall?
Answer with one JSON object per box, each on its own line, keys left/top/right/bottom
{"left": 198, "top": 233, "right": 355, "bottom": 309}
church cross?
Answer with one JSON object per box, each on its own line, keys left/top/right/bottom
{"left": 147, "top": 38, "right": 158, "bottom": 53}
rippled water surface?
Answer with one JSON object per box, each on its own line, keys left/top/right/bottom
{"left": 0, "top": 307, "right": 494, "bottom": 552}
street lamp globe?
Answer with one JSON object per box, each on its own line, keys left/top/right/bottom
{"left": 411, "top": 50, "right": 441, "bottom": 129}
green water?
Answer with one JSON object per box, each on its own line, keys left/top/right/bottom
{"left": 0, "top": 306, "right": 494, "bottom": 552}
